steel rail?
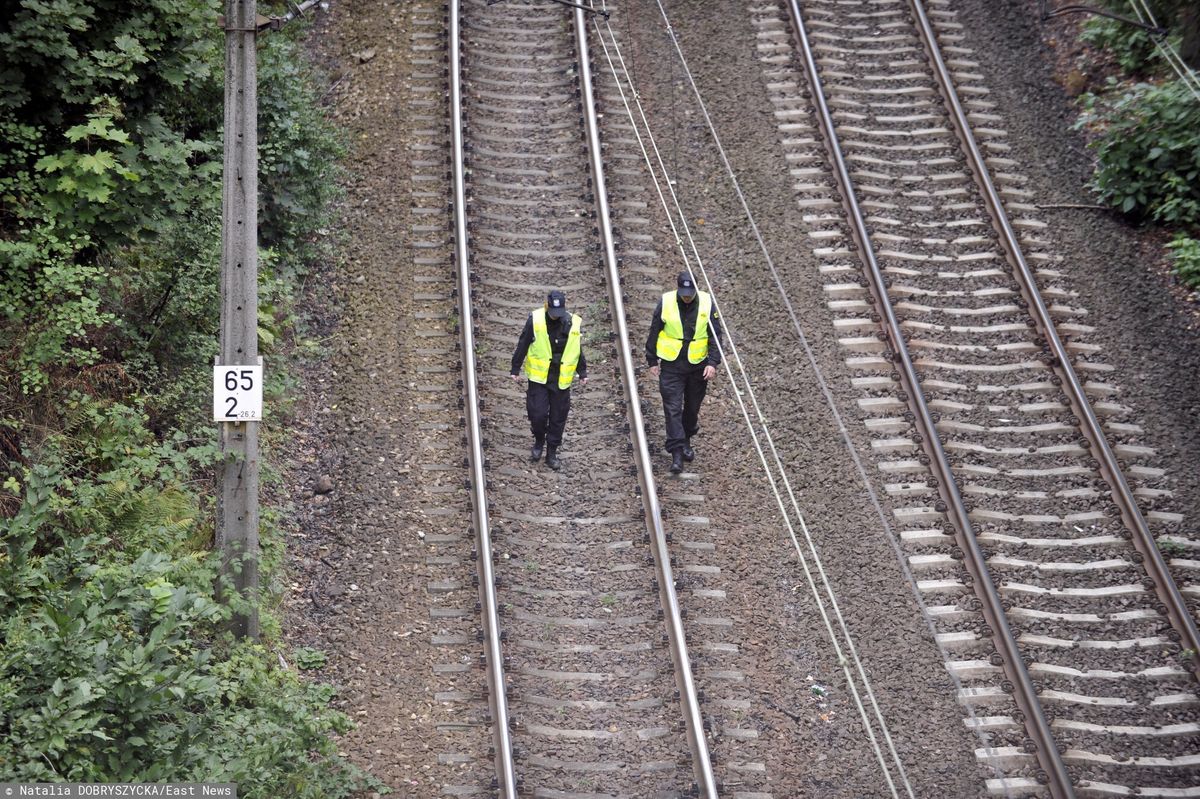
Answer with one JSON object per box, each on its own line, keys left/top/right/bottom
{"left": 573, "top": 7, "right": 719, "bottom": 796}
{"left": 448, "top": 1, "right": 519, "bottom": 796}
{"left": 783, "top": 2, "right": 1077, "bottom": 796}
{"left": 904, "top": 0, "right": 1200, "bottom": 680}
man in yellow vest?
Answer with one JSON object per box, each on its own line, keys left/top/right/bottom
{"left": 646, "top": 271, "right": 724, "bottom": 474}
{"left": 510, "top": 290, "right": 587, "bottom": 470}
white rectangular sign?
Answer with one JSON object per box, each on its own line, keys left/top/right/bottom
{"left": 213, "top": 364, "right": 263, "bottom": 422}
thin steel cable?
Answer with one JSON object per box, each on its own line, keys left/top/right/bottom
{"left": 593, "top": 15, "right": 910, "bottom": 798}
{"left": 574, "top": 5, "right": 717, "bottom": 792}
{"left": 600, "top": 23, "right": 911, "bottom": 798}
{"left": 590, "top": 47, "right": 901, "bottom": 799}
{"left": 1148, "top": 37, "right": 1200, "bottom": 100}
{"left": 1128, "top": 0, "right": 1200, "bottom": 101}
{"left": 641, "top": 2, "right": 926, "bottom": 791}
{"left": 1129, "top": 0, "right": 1156, "bottom": 26}
{"left": 595, "top": 1, "right": 1031, "bottom": 795}
{"left": 590, "top": 5, "right": 1016, "bottom": 793}
{"left": 1157, "top": 47, "right": 1200, "bottom": 100}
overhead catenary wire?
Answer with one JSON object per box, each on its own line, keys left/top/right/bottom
{"left": 592, "top": 11, "right": 912, "bottom": 798}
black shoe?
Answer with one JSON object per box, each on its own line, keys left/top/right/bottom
{"left": 670, "top": 451, "right": 683, "bottom": 474}
{"left": 545, "top": 448, "right": 562, "bottom": 471}
{"left": 681, "top": 439, "right": 695, "bottom": 462}
{"left": 530, "top": 440, "right": 544, "bottom": 462}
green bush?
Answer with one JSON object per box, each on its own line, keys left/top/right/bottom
{"left": 293, "top": 647, "right": 328, "bottom": 671}
{"left": 1081, "top": 15, "right": 1158, "bottom": 73}
{"left": 1167, "top": 235, "right": 1200, "bottom": 288}
{"left": 1, "top": 547, "right": 226, "bottom": 781}
{"left": 1, "top": 551, "right": 364, "bottom": 795}
{"left": 1083, "top": 79, "right": 1200, "bottom": 225}
{"left": 1077, "top": 0, "right": 1198, "bottom": 76}
{"left": 0, "top": 0, "right": 357, "bottom": 793}
{"left": 0, "top": 396, "right": 374, "bottom": 796}
{"left": 257, "top": 34, "right": 345, "bottom": 261}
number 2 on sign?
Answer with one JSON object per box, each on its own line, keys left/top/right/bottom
{"left": 213, "top": 364, "right": 263, "bottom": 422}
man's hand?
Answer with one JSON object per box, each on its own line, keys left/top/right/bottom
{"left": 702, "top": 365, "right": 716, "bottom": 381}
{"left": 648, "top": 364, "right": 660, "bottom": 379}
{"left": 580, "top": 376, "right": 588, "bottom": 385}
{"left": 510, "top": 374, "right": 521, "bottom": 383}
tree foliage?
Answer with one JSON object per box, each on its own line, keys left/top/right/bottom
{"left": 0, "top": 0, "right": 340, "bottom": 396}
{"left": 1080, "top": 0, "right": 1200, "bottom": 73}
{"left": 0, "top": 0, "right": 357, "bottom": 792}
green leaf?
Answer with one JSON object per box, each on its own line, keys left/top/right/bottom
{"left": 77, "top": 151, "right": 118, "bottom": 175}
{"left": 81, "top": 184, "right": 113, "bottom": 203}
{"left": 113, "top": 34, "right": 142, "bottom": 56}
{"left": 34, "top": 154, "right": 65, "bottom": 173}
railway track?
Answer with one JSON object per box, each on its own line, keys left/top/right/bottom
{"left": 403, "top": 1, "right": 496, "bottom": 793}
{"left": 439, "top": 0, "right": 717, "bottom": 794}
{"left": 401, "top": 0, "right": 1200, "bottom": 795}
{"left": 738, "top": 0, "right": 1200, "bottom": 795}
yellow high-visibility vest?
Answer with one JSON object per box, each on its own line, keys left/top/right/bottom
{"left": 656, "top": 290, "right": 711, "bottom": 365}
{"left": 524, "top": 307, "right": 582, "bottom": 389}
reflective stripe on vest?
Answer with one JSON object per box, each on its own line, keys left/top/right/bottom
{"left": 656, "top": 290, "right": 711, "bottom": 365}
{"left": 524, "top": 307, "right": 582, "bottom": 389}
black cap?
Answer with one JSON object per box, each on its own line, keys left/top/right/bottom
{"left": 546, "top": 290, "right": 569, "bottom": 320}
{"left": 677, "top": 271, "right": 697, "bottom": 299}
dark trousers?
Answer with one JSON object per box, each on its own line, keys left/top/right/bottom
{"left": 659, "top": 366, "right": 707, "bottom": 453}
{"left": 527, "top": 382, "right": 572, "bottom": 448}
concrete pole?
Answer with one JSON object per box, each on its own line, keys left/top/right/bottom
{"left": 218, "top": 0, "right": 260, "bottom": 640}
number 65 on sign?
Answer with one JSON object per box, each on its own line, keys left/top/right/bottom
{"left": 213, "top": 363, "right": 264, "bottom": 422}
